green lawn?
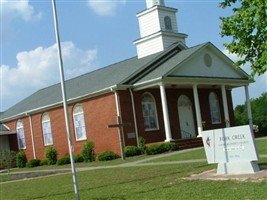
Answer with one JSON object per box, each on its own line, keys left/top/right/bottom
{"left": 1, "top": 162, "right": 266, "bottom": 200}
{"left": 147, "top": 137, "right": 267, "bottom": 163}
{"left": 1, "top": 137, "right": 266, "bottom": 200}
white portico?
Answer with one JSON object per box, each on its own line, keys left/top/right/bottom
{"left": 131, "top": 0, "right": 253, "bottom": 142}
{"left": 131, "top": 41, "right": 253, "bottom": 142}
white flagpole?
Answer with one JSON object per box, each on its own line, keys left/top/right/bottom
{"left": 51, "top": 0, "right": 80, "bottom": 199}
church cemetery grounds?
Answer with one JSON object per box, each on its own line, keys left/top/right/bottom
{"left": 1, "top": 138, "right": 266, "bottom": 199}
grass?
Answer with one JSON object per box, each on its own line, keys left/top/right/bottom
{"left": 148, "top": 137, "right": 267, "bottom": 163}
{"left": 256, "top": 137, "right": 267, "bottom": 154}
{"left": 1, "top": 137, "right": 266, "bottom": 199}
{"left": 1, "top": 163, "right": 266, "bottom": 200}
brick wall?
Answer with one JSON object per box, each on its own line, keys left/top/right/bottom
{"left": 3, "top": 87, "right": 235, "bottom": 160}
{"left": 120, "top": 87, "right": 235, "bottom": 144}
{"left": 4, "top": 92, "right": 121, "bottom": 160}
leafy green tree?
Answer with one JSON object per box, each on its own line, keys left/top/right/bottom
{"left": 234, "top": 104, "right": 247, "bottom": 125}
{"left": 220, "top": 0, "right": 267, "bottom": 76}
{"left": 234, "top": 92, "right": 267, "bottom": 134}
{"left": 251, "top": 92, "right": 267, "bottom": 134}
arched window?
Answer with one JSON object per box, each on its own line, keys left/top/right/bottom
{"left": 209, "top": 92, "right": 221, "bottom": 124}
{"left": 164, "top": 16, "right": 172, "bottom": 31}
{"left": 141, "top": 93, "right": 159, "bottom": 130}
{"left": 42, "top": 113, "right": 53, "bottom": 146}
{"left": 73, "top": 104, "right": 87, "bottom": 141}
{"left": 16, "top": 120, "right": 26, "bottom": 149}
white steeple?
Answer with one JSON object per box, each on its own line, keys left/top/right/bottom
{"left": 134, "top": 0, "right": 187, "bottom": 58}
{"left": 146, "top": 0, "right": 165, "bottom": 8}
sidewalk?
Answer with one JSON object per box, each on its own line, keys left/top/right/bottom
{"left": 1, "top": 138, "right": 267, "bottom": 183}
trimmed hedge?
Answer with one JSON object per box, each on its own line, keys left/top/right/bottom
{"left": 40, "top": 159, "right": 48, "bottom": 166}
{"left": 145, "top": 142, "right": 178, "bottom": 155}
{"left": 125, "top": 146, "right": 141, "bottom": 157}
{"left": 160, "top": 142, "right": 178, "bottom": 151}
{"left": 57, "top": 155, "right": 70, "bottom": 166}
{"left": 26, "top": 159, "right": 41, "bottom": 168}
{"left": 98, "top": 151, "right": 118, "bottom": 161}
{"left": 0, "top": 150, "right": 16, "bottom": 169}
{"left": 74, "top": 155, "right": 84, "bottom": 163}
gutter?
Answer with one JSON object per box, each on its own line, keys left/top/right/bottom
{"left": 1, "top": 85, "right": 125, "bottom": 122}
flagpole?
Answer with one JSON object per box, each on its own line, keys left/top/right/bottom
{"left": 51, "top": 0, "right": 80, "bottom": 199}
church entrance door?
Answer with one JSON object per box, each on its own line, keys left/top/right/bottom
{"left": 178, "top": 95, "right": 196, "bottom": 139}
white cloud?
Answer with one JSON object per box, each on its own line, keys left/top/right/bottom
{"left": 1, "top": 0, "right": 42, "bottom": 21}
{"left": 1, "top": 0, "right": 42, "bottom": 44}
{"left": 1, "top": 42, "right": 98, "bottom": 111}
{"left": 87, "top": 0, "right": 126, "bottom": 16}
{"left": 223, "top": 49, "right": 267, "bottom": 106}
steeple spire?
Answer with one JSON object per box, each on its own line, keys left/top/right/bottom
{"left": 146, "top": 0, "right": 165, "bottom": 8}
{"left": 134, "top": 0, "right": 187, "bottom": 58}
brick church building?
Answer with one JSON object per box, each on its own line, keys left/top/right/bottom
{"left": 0, "top": 0, "right": 253, "bottom": 160}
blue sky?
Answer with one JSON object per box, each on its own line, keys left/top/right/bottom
{"left": 1, "top": 0, "right": 266, "bottom": 112}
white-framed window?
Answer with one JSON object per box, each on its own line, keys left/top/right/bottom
{"left": 42, "top": 113, "right": 53, "bottom": 146}
{"left": 141, "top": 93, "right": 159, "bottom": 131}
{"left": 209, "top": 92, "right": 222, "bottom": 124}
{"left": 16, "top": 120, "right": 26, "bottom": 149}
{"left": 73, "top": 104, "right": 87, "bottom": 141}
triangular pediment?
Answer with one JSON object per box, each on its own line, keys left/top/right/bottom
{"left": 168, "top": 43, "right": 249, "bottom": 80}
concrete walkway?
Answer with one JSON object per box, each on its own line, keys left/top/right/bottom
{"left": 1, "top": 137, "right": 267, "bottom": 183}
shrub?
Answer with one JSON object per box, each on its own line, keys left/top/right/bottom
{"left": 138, "top": 136, "right": 146, "bottom": 154}
{"left": 0, "top": 150, "right": 16, "bottom": 170}
{"left": 74, "top": 155, "right": 84, "bottom": 163}
{"left": 57, "top": 155, "right": 70, "bottom": 166}
{"left": 98, "top": 151, "right": 118, "bottom": 161}
{"left": 145, "top": 144, "right": 162, "bottom": 155}
{"left": 16, "top": 151, "right": 27, "bottom": 168}
{"left": 26, "top": 159, "right": 41, "bottom": 168}
{"left": 81, "top": 141, "right": 95, "bottom": 162}
{"left": 40, "top": 159, "right": 48, "bottom": 166}
{"left": 44, "top": 146, "right": 57, "bottom": 165}
{"left": 125, "top": 146, "right": 141, "bottom": 157}
{"left": 145, "top": 142, "right": 178, "bottom": 155}
{"left": 160, "top": 142, "right": 178, "bottom": 152}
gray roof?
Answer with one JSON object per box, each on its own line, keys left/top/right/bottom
{"left": 0, "top": 123, "right": 16, "bottom": 135}
{"left": 1, "top": 42, "right": 248, "bottom": 121}
{"left": 134, "top": 43, "right": 205, "bottom": 84}
{"left": 0, "top": 48, "right": 162, "bottom": 120}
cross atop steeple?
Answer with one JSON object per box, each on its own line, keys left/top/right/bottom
{"left": 146, "top": 0, "right": 165, "bottom": 8}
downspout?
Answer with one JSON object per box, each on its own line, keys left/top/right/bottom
{"left": 26, "top": 113, "right": 36, "bottom": 159}
{"left": 129, "top": 88, "right": 139, "bottom": 147}
{"left": 110, "top": 88, "right": 125, "bottom": 159}
{"left": 111, "top": 88, "right": 120, "bottom": 117}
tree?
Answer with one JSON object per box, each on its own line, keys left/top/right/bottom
{"left": 234, "top": 92, "right": 267, "bottom": 135}
{"left": 220, "top": 0, "right": 267, "bottom": 77}
{"left": 251, "top": 92, "right": 267, "bottom": 134}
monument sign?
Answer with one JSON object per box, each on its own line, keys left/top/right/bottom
{"left": 202, "top": 125, "right": 260, "bottom": 174}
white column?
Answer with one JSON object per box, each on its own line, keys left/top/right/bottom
{"left": 245, "top": 85, "right": 253, "bottom": 131}
{"left": 193, "top": 84, "right": 203, "bottom": 137}
{"left": 221, "top": 85, "right": 230, "bottom": 127}
{"left": 159, "top": 84, "right": 173, "bottom": 142}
